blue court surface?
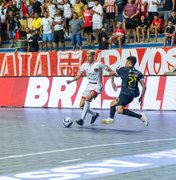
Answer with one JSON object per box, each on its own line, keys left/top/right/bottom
{"left": 0, "top": 108, "right": 176, "bottom": 180}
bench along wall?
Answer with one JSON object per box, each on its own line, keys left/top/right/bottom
{"left": 0, "top": 76, "right": 175, "bottom": 110}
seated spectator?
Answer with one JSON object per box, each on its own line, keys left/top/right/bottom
{"left": 123, "top": 0, "right": 139, "bottom": 43}
{"left": 136, "top": 15, "right": 149, "bottom": 42}
{"left": 147, "top": 13, "right": 164, "bottom": 42}
{"left": 168, "top": 11, "right": 176, "bottom": 25}
{"left": 25, "top": 27, "right": 32, "bottom": 40}
{"left": 109, "top": 21, "right": 125, "bottom": 49}
{"left": 98, "top": 27, "right": 109, "bottom": 50}
{"left": 163, "top": 21, "right": 175, "bottom": 48}
{"left": 69, "top": 12, "right": 84, "bottom": 50}
{"left": 83, "top": 4, "right": 93, "bottom": 45}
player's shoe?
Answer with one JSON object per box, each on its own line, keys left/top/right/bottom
{"left": 90, "top": 112, "right": 99, "bottom": 124}
{"left": 76, "top": 119, "right": 84, "bottom": 126}
{"left": 140, "top": 113, "right": 149, "bottom": 126}
{"left": 101, "top": 118, "right": 115, "bottom": 124}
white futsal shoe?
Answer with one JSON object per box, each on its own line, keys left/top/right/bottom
{"left": 140, "top": 113, "right": 149, "bottom": 126}
{"left": 101, "top": 118, "right": 115, "bottom": 124}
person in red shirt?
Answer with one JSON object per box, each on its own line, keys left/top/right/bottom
{"left": 109, "top": 21, "right": 125, "bottom": 49}
{"left": 83, "top": 4, "right": 93, "bottom": 45}
{"left": 147, "top": 13, "right": 164, "bottom": 42}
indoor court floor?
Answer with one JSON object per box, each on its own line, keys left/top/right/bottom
{"left": 0, "top": 108, "right": 176, "bottom": 180}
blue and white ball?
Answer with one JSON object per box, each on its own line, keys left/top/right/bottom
{"left": 63, "top": 117, "right": 73, "bottom": 128}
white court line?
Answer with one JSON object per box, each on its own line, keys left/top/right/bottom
{"left": 0, "top": 138, "right": 176, "bottom": 160}
{"left": 61, "top": 158, "right": 83, "bottom": 163}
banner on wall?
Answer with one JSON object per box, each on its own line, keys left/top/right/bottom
{"left": 0, "top": 76, "right": 175, "bottom": 110}
{"left": 0, "top": 47, "right": 175, "bottom": 76}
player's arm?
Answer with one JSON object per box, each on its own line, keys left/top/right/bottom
{"left": 138, "top": 79, "right": 146, "bottom": 104}
{"left": 66, "top": 72, "right": 83, "bottom": 84}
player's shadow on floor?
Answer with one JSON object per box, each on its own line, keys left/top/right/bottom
{"left": 71, "top": 125, "right": 147, "bottom": 135}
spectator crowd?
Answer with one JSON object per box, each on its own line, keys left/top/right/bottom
{"left": 0, "top": 0, "right": 175, "bottom": 51}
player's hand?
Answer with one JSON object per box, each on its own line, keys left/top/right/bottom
{"left": 112, "top": 82, "right": 117, "bottom": 92}
{"left": 138, "top": 97, "right": 143, "bottom": 104}
{"left": 66, "top": 80, "right": 72, "bottom": 84}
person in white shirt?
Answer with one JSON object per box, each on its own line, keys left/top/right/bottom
{"left": 92, "top": 0, "right": 103, "bottom": 44}
{"left": 67, "top": 49, "right": 114, "bottom": 126}
{"left": 63, "top": 0, "right": 72, "bottom": 37}
{"left": 41, "top": 11, "right": 53, "bottom": 51}
{"left": 146, "top": 0, "right": 161, "bottom": 24}
{"left": 52, "top": 8, "right": 65, "bottom": 51}
{"left": 47, "top": 0, "right": 56, "bottom": 18}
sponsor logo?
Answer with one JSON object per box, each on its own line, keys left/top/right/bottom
{"left": 1, "top": 149, "right": 176, "bottom": 180}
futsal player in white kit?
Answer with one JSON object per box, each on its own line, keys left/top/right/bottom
{"left": 66, "top": 49, "right": 114, "bottom": 126}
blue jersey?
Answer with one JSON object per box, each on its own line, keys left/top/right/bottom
{"left": 116, "top": 66, "right": 144, "bottom": 98}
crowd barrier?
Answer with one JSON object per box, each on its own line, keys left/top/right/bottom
{"left": 0, "top": 47, "right": 175, "bottom": 76}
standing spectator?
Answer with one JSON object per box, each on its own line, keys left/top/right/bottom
{"left": 135, "top": 0, "right": 147, "bottom": 18}
{"left": 92, "top": 0, "right": 103, "bottom": 44}
{"left": 31, "top": 0, "right": 43, "bottom": 16}
{"left": 147, "top": 13, "right": 164, "bottom": 42}
{"left": 47, "top": 0, "right": 56, "bottom": 18}
{"left": 98, "top": 27, "right": 109, "bottom": 49}
{"left": 63, "top": 0, "right": 72, "bottom": 38}
{"left": 0, "top": 2, "right": 8, "bottom": 41}
{"left": 32, "top": 12, "right": 42, "bottom": 31}
{"left": 73, "top": 0, "right": 84, "bottom": 18}
{"left": 87, "top": 0, "right": 95, "bottom": 9}
{"left": 136, "top": 15, "right": 149, "bottom": 42}
{"left": 69, "top": 12, "right": 84, "bottom": 50}
{"left": 7, "top": 0, "right": 20, "bottom": 16}
{"left": 41, "top": 11, "right": 53, "bottom": 51}
{"left": 7, "top": 10, "right": 16, "bottom": 47}
{"left": 83, "top": 4, "right": 92, "bottom": 45}
{"left": 25, "top": 27, "right": 32, "bottom": 40}
{"left": 145, "top": 0, "right": 161, "bottom": 25}
{"left": 53, "top": 8, "right": 65, "bottom": 51}
{"left": 168, "top": 11, "right": 176, "bottom": 25}
{"left": 163, "top": 21, "right": 175, "bottom": 48}
{"left": 14, "top": 16, "right": 22, "bottom": 40}
{"left": 54, "top": 0, "right": 64, "bottom": 11}
{"left": 22, "top": 0, "right": 29, "bottom": 18}
{"left": 116, "top": 0, "right": 127, "bottom": 23}
{"left": 109, "top": 21, "right": 125, "bottom": 49}
{"left": 162, "top": 0, "right": 175, "bottom": 26}
{"left": 104, "top": 0, "right": 116, "bottom": 34}
{"left": 123, "top": 0, "right": 139, "bottom": 43}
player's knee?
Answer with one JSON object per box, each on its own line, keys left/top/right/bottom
{"left": 117, "top": 108, "right": 123, "bottom": 114}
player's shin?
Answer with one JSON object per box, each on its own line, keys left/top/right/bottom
{"left": 122, "top": 109, "right": 141, "bottom": 119}
{"left": 110, "top": 105, "right": 116, "bottom": 119}
{"left": 81, "top": 101, "right": 90, "bottom": 120}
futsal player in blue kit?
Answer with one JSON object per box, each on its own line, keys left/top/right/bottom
{"left": 102, "top": 56, "right": 149, "bottom": 126}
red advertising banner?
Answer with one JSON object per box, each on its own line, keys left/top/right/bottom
{"left": 0, "top": 47, "right": 175, "bottom": 76}
{"left": 0, "top": 76, "right": 175, "bottom": 110}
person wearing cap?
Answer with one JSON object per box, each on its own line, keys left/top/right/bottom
{"left": 66, "top": 49, "right": 114, "bottom": 126}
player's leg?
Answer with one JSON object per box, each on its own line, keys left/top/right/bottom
{"left": 76, "top": 91, "right": 97, "bottom": 126}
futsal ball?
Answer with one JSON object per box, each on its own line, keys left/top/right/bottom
{"left": 63, "top": 117, "right": 73, "bottom": 128}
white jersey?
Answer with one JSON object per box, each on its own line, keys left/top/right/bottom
{"left": 80, "top": 61, "right": 110, "bottom": 86}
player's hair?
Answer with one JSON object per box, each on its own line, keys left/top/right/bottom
{"left": 127, "top": 56, "right": 137, "bottom": 66}
{"left": 87, "top": 49, "right": 96, "bottom": 56}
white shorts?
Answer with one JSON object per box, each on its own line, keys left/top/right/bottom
{"left": 82, "top": 83, "right": 102, "bottom": 99}
{"left": 93, "top": 20, "right": 103, "bottom": 30}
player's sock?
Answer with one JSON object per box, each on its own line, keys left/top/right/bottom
{"left": 81, "top": 101, "right": 90, "bottom": 120}
{"left": 122, "top": 109, "right": 141, "bottom": 119}
{"left": 110, "top": 106, "right": 116, "bottom": 119}
{"left": 87, "top": 108, "right": 95, "bottom": 115}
